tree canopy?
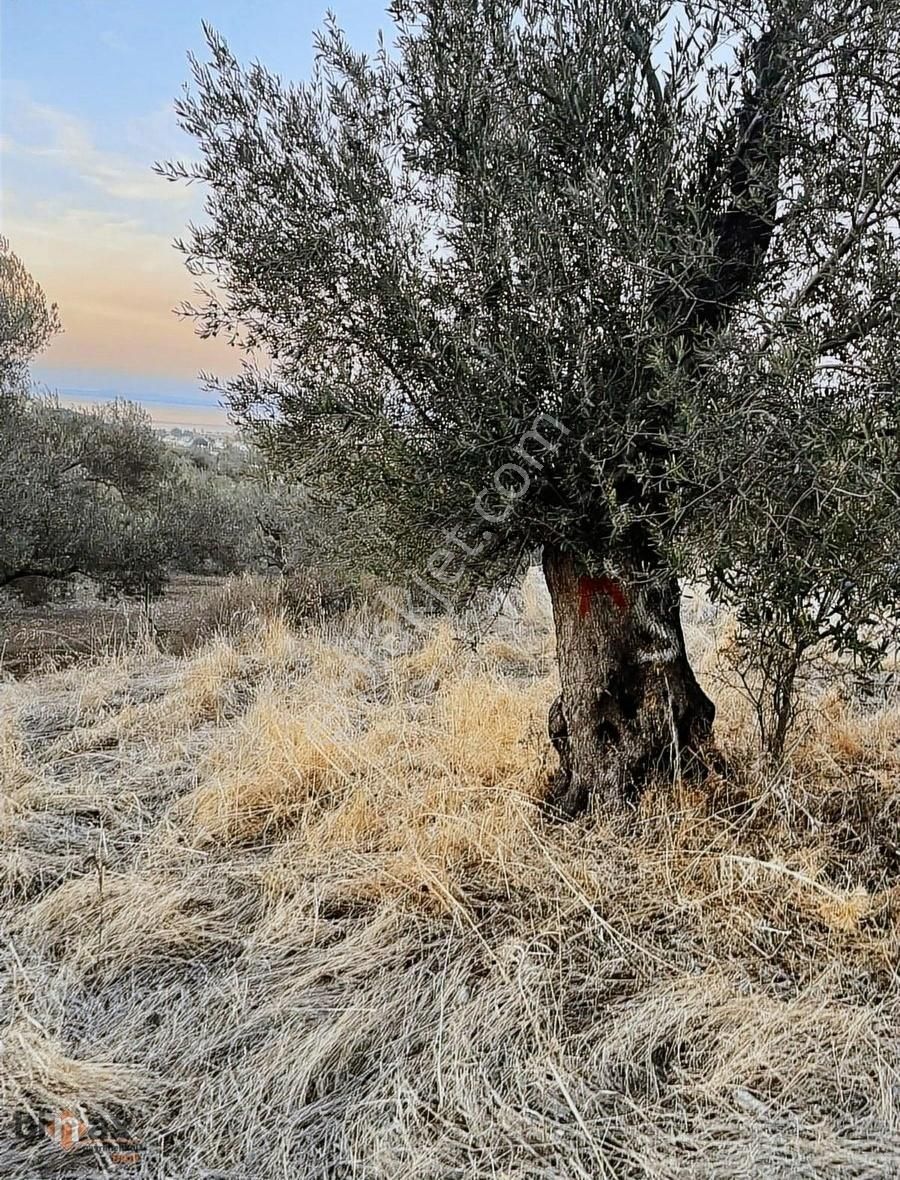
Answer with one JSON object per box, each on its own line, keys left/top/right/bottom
{"left": 165, "top": 0, "right": 900, "bottom": 587}
{"left": 165, "top": 0, "right": 900, "bottom": 807}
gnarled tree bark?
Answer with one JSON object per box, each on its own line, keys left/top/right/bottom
{"left": 543, "top": 544, "right": 714, "bottom": 816}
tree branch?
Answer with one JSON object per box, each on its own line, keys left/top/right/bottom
{"left": 818, "top": 293, "right": 900, "bottom": 355}
{"left": 660, "top": 25, "right": 789, "bottom": 339}
{"left": 786, "top": 161, "right": 900, "bottom": 311}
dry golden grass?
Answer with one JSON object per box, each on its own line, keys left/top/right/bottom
{"left": 1, "top": 576, "right": 899, "bottom": 1178}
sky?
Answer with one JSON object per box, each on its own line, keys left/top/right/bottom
{"left": 0, "top": 0, "right": 385, "bottom": 426}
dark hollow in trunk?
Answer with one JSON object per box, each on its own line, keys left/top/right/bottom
{"left": 543, "top": 544, "right": 715, "bottom": 817}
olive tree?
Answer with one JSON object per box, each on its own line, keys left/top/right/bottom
{"left": 160, "top": 462, "right": 267, "bottom": 574}
{"left": 164, "top": 0, "right": 900, "bottom": 814}
{"left": 0, "top": 237, "right": 60, "bottom": 388}
{"left": 0, "top": 392, "right": 177, "bottom": 596}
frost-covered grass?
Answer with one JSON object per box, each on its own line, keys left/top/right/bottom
{"left": 2, "top": 577, "right": 899, "bottom": 1178}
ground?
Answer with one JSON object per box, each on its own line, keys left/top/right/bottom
{"left": 0, "top": 576, "right": 228, "bottom": 676}
{"left": 1, "top": 577, "right": 898, "bottom": 1178}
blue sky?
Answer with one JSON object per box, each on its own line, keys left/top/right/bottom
{"left": 1, "top": 0, "right": 385, "bottom": 424}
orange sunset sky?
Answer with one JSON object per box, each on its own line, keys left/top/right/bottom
{"left": 1, "top": 0, "right": 382, "bottom": 428}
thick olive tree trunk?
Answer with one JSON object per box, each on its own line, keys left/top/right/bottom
{"left": 543, "top": 544, "right": 714, "bottom": 816}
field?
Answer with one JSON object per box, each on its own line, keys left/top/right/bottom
{"left": 0, "top": 576, "right": 230, "bottom": 677}
{"left": 1, "top": 575, "right": 899, "bottom": 1178}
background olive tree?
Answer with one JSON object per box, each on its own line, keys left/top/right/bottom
{"left": 0, "top": 236, "right": 60, "bottom": 390}
{"left": 164, "top": 0, "right": 900, "bottom": 813}
{"left": 0, "top": 391, "right": 178, "bottom": 597}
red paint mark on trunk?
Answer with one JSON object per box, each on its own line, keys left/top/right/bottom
{"left": 578, "top": 574, "right": 629, "bottom": 617}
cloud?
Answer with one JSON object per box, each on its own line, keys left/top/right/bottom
{"left": 124, "top": 103, "right": 200, "bottom": 168}
{"left": 1, "top": 90, "right": 231, "bottom": 400}
{"left": 4, "top": 196, "right": 236, "bottom": 384}
{"left": 2, "top": 96, "right": 189, "bottom": 204}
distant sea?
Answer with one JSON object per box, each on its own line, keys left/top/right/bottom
{"left": 31, "top": 373, "right": 233, "bottom": 432}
